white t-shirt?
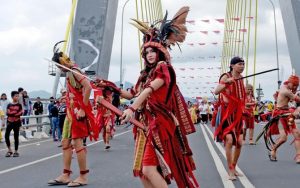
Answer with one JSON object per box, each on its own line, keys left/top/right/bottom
{"left": 199, "top": 104, "right": 208, "bottom": 115}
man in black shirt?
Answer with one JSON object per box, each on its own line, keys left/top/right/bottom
{"left": 33, "top": 97, "right": 43, "bottom": 124}
{"left": 50, "top": 100, "right": 60, "bottom": 141}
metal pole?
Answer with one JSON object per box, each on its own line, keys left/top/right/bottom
{"left": 268, "top": 0, "right": 280, "bottom": 89}
{"left": 52, "top": 0, "right": 77, "bottom": 98}
{"left": 120, "top": 0, "right": 131, "bottom": 89}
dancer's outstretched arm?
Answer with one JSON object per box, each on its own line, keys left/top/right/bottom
{"left": 121, "top": 78, "right": 164, "bottom": 123}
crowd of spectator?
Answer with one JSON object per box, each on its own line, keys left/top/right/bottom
{"left": 186, "top": 98, "right": 279, "bottom": 126}
{"left": 187, "top": 100, "right": 214, "bottom": 124}
{"left": 0, "top": 87, "right": 68, "bottom": 156}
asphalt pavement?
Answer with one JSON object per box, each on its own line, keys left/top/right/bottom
{"left": 0, "top": 122, "right": 299, "bottom": 188}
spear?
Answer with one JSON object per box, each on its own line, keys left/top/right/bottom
{"left": 236, "top": 68, "right": 279, "bottom": 80}
{"left": 44, "top": 58, "right": 146, "bottom": 130}
{"left": 210, "top": 89, "right": 217, "bottom": 101}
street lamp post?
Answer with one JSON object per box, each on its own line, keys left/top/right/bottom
{"left": 267, "top": 0, "right": 281, "bottom": 89}
{"left": 120, "top": 0, "right": 131, "bottom": 90}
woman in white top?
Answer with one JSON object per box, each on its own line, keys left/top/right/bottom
{"left": 0, "top": 93, "right": 9, "bottom": 115}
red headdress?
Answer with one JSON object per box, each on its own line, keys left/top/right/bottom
{"left": 131, "top": 6, "right": 190, "bottom": 63}
{"left": 284, "top": 75, "right": 299, "bottom": 86}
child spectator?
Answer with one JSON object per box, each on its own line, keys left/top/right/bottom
{"left": 5, "top": 91, "right": 23, "bottom": 157}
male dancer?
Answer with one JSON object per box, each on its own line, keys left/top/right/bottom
{"left": 243, "top": 84, "right": 256, "bottom": 145}
{"left": 267, "top": 75, "right": 300, "bottom": 163}
{"left": 214, "top": 56, "right": 246, "bottom": 180}
{"left": 48, "top": 42, "right": 98, "bottom": 187}
{"left": 95, "top": 88, "right": 115, "bottom": 150}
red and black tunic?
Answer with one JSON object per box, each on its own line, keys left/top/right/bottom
{"left": 214, "top": 72, "right": 246, "bottom": 144}
{"left": 243, "top": 95, "right": 255, "bottom": 129}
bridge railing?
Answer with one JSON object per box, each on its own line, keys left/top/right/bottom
{"left": 2, "top": 114, "right": 50, "bottom": 128}
{"left": 1, "top": 115, "right": 51, "bottom": 140}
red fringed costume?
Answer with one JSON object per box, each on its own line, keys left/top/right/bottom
{"left": 214, "top": 72, "right": 246, "bottom": 144}
{"left": 269, "top": 107, "right": 296, "bottom": 135}
{"left": 129, "top": 6, "right": 199, "bottom": 188}
{"left": 243, "top": 94, "right": 255, "bottom": 129}
{"left": 131, "top": 62, "right": 198, "bottom": 188}
{"left": 269, "top": 75, "right": 300, "bottom": 135}
{"left": 63, "top": 68, "right": 99, "bottom": 141}
{"left": 92, "top": 86, "right": 116, "bottom": 141}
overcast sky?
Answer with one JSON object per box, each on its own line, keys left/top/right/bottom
{"left": 0, "top": 0, "right": 293, "bottom": 100}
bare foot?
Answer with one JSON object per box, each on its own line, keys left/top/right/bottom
{"left": 228, "top": 171, "right": 237, "bottom": 181}
{"left": 233, "top": 169, "right": 243, "bottom": 177}
{"left": 268, "top": 150, "right": 277, "bottom": 161}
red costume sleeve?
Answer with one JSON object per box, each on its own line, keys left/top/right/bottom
{"left": 153, "top": 62, "right": 171, "bottom": 86}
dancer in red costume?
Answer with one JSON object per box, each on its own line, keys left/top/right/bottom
{"left": 95, "top": 88, "right": 115, "bottom": 150}
{"left": 264, "top": 75, "right": 300, "bottom": 163}
{"left": 118, "top": 7, "right": 199, "bottom": 188}
{"left": 243, "top": 84, "right": 256, "bottom": 145}
{"left": 214, "top": 56, "right": 246, "bottom": 180}
{"left": 48, "top": 41, "right": 99, "bottom": 187}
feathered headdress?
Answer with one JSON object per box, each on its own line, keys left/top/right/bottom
{"left": 131, "top": 6, "right": 190, "bottom": 62}
{"left": 52, "top": 40, "right": 74, "bottom": 67}
{"left": 52, "top": 40, "right": 66, "bottom": 63}
{"left": 285, "top": 75, "right": 299, "bottom": 86}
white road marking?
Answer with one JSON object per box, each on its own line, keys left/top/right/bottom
{"left": 203, "top": 124, "right": 255, "bottom": 188}
{"left": 0, "top": 130, "right": 131, "bottom": 175}
{"left": 200, "top": 125, "right": 235, "bottom": 188}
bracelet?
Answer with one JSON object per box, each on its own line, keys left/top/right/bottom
{"left": 147, "top": 85, "right": 155, "bottom": 92}
{"left": 116, "top": 87, "right": 122, "bottom": 94}
{"left": 128, "top": 106, "right": 136, "bottom": 112}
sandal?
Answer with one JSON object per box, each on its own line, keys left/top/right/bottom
{"left": 48, "top": 179, "right": 70, "bottom": 185}
{"left": 249, "top": 139, "right": 255, "bottom": 145}
{"left": 5, "top": 151, "right": 13, "bottom": 157}
{"left": 228, "top": 164, "right": 237, "bottom": 181}
{"left": 67, "top": 170, "right": 89, "bottom": 187}
{"left": 48, "top": 169, "right": 72, "bottom": 185}
{"left": 268, "top": 151, "right": 277, "bottom": 162}
{"left": 67, "top": 181, "right": 87, "bottom": 187}
{"left": 13, "top": 152, "right": 19, "bottom": 157}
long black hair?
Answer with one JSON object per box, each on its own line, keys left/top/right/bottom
{"left": 112, "top": 92, "right": 120, "bottom": 108}
{"left": 140, "top": 47, "right": 167, "bottom": 82}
